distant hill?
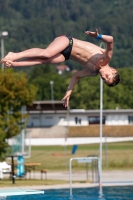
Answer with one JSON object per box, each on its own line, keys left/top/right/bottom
{"left": 1, "top": 0, "right": 133, "bottom": 70}
{"left": 1, "top": 0, "right": 133, "bottom": 109}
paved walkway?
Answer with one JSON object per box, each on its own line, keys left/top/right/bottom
{"left": 25, "top": 170, "right": 133, "bottom": 182}
{"left": 2, "top": 170, "right": 133, "bottom": 190}
{"left": 25, "top": 137, "right": 133, "bottom": 146}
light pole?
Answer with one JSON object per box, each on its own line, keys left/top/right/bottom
{"left": 36, "top": 103, "right": 41, "bottom": 127}
{"left": 0, "top": 31, "right": 8, "bottom": 73}
{"left": 50, "top": 80, "right": 54, "bottom": 101}
{"left": 99, "top": 42, "right": 106, "bottom": 186}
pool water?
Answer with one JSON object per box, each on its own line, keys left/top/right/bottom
{"left": 4, "top": 185, "right": 133, "bottom": 200}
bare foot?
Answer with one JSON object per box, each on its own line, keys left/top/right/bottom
{"left": 2, "top": 60, "right": 14, "bottom": 68}
{"left": 1, "top": 52, "right": 16, "bottom": 62}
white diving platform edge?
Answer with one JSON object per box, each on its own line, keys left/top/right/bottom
{"left": 0, "top": 188, "right": 44, "bottom": 197}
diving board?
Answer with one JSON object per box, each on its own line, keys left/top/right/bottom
{"left": 0, "top": 188, "right": 44, "bottom": 197}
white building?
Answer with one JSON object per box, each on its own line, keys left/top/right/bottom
{"left": 26, "top": 101, "right": 133, "bottom": 127}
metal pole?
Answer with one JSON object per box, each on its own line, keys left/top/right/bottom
{"left": 50, "top": 81, "right": 54, "bottom": 101}
{"left": 22, "top": 129, "right": 25, "bottom": 155}
{"left": 28, "top": 131, "right": 31, "bottom": 158}
{"left": 64, "top": 105, "right": 69, "bottom": 168}
{"left": 69, "top": 158, "right": 72, "bottom": 196}
{"left": 51, "top": 83, "right": 53, "bottom": 100}
{"left": 40, "top": 111, "right": 41, "bottom": 127}
{"left": 0, "top": 31, "right": 8, "bottom": 73}
{"left": 36, "top": 103, "right": 41, "bottom": 127}
{"left": 105, "top": 135, "right": 108, "bottom": 167}
{"left": 99, "top": 42, "right": 105, "bottom": 186}
{"left": 1, "top": 37, "right": 4, "bottom": 73}
{"left": 11, "top": 156, "right": 15, "bottom": 184}
{"left": 86, "top": 162, "right": 88, "bottom": 181}
{"left": 99, "top": 77, "right": 103, "bottom": 185}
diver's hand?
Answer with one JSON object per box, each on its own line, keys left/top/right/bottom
{"left": 85, "top": 29, "right": 99, "bottom": 38}
{"left": 62, "top": 90, "right": 72, "bottom": 107}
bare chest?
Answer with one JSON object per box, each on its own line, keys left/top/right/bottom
{"left": 71, "top": 39, "right": 108, "bottom": 67}
{"left": 90, "top": 53, "right": 109, "bottom": 67}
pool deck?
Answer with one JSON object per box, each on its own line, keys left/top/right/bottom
{"left": 1, "top": 170, "right": 133, "bottom": 190}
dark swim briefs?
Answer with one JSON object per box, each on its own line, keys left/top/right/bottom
{"left": 60, "top": 36, "right": 73, "bottom": 60}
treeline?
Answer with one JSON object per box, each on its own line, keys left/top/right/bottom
{"left": 24, "top": 65, "right": 133, "bottom": 110}
{"left": 0, "top": 0, "right": 133, "bottom": 109}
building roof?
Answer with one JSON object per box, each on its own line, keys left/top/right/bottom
{"left": 26, "top": 101, "right": 133, "bottom": 115}
{"left": 26, "top": 100, "right": 67, "bottom": 112}
{"left": 56, "top": 65, "right": 69, "bottom": 72}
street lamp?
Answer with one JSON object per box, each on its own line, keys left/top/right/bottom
{"left": 0, "top": 31, "right": 8, "bottom": 73}
{"left": 50, "top": 80, "right": 54, "bottom": 101}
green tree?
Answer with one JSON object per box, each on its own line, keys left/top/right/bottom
{"left": 65, "top": 67, "right": 133, "bottom": 109}
{"left": 29, "top": 65, "right": 69, "bottom": 100}
{"left": 0, "top": 69, "right": 37, "bottom": 159}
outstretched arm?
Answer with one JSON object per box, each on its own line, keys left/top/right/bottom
{"left": 62, "top": 69, "right": 93, "bottom": 107}
{"left": 85, "top": 29, "right": 114, "bottom": 59}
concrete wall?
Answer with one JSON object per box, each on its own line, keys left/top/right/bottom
{"left": 27, "top": 113, "right": 131, "bottom": 127}
{"left": 106, "top": 115, "right": 128, "bottom": 125}
{"left": 27, "top": 113, "right": 89, "bottom": 127}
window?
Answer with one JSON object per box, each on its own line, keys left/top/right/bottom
{"left": 128, "top": 116, "right": 133, "bottom": 124}
{"left": 32, "top": 116, "right": 39, "bottom": 119}
{"left": 75, "top": 117, "right": 82, "bottom": 124}
{"left": 59, "top": 116, "right": 66, "bottom": 119}
{"left": 88, "top": 116, "right": 105, "bottom": 124}
{"left": 45, "top": 116, "right": 53, "bottom": 119}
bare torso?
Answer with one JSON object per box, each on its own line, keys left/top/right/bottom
{"left": 70, "top": 38, "right": 109, "bottom": 75}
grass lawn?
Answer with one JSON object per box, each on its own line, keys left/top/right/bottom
{"left": 0, "top": 179, "right": 69, "bottom": 187}
{"left": 2, "top": 141, "right": 132, "bottom": 187}
{"left": 6, "top": 141, "right": 133, "bottom": 171}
